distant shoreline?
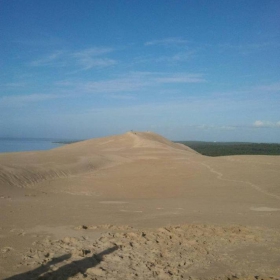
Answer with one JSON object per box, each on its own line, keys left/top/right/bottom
{"left": 52, "top": 140, "right": 83, "bottom": 144}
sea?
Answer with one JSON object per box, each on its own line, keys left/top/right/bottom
{"left": 0, "top": 138, "right": 66, "bottom": 153}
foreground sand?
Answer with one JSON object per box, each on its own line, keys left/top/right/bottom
{"left": 0, "top": 132, "right": 280, "bottom": 279}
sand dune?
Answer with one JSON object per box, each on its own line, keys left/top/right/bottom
{"left": 0, "top": 132, "right": 280, "bottom": 279}
{"left": 0, "top": 132, "right": 196, "bottom": 188}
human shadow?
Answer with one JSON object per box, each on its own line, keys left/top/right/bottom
{"left": 4, "top": 245, "right": 118, "bottom": 280}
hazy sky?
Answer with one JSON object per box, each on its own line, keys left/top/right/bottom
{"left": 1, "top": 0, "right": 280, "bottom": 142}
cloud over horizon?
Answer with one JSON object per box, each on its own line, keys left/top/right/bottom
{"left": 253, "top": 121, "right": 280, "bottom": 128}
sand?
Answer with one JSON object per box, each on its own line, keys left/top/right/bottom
{"left": 0, "top": 131, "right": 280, "bottom": 279}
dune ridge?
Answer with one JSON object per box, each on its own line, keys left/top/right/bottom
{"left": 0, "top": 132, "right": 197, "bottom": 188}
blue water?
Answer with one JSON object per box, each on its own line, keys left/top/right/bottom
{"left": 0, "top": 138, "right": 65, "bottom": 153}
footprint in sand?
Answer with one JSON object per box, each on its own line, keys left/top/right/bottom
{"left": 1, "top": 247, "right": 13, "bottom": 253}
{"left": 0, "top": 196, "right": 11, "bottom": 200}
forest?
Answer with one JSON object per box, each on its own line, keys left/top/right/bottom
{"left": 177, "top": 141, "right": 280, "bottom": 157}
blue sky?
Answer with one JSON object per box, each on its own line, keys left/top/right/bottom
{"left": 1, "top": 0, "right": 280, "bottom": 142}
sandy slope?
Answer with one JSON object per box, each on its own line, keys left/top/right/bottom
{"left": 0, "top": 132, "right": 280, "bottom": 279}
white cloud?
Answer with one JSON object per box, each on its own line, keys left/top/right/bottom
{"left": 56, "top": 72, "right": 206, "bottom": 94}
{"left": 253, "top": 120, "right": 280, "bottom": 128}
{"left": 0, "top": 93, "right": 63, "bottom": 107}
{"left": 73, "top": 48, "right": 113, "bottom": 57}
{"left": 253, "top": 120, "right": 265, "bottom": 127}
{"left": 189, "top": 124, "right": 238, "bottom": 131}
{"left": 76, "top": 57, "right": 116, "bottom": 70}
{"left": 3, "top": 82, "right": 27, "bottom": 88}
{"left": 145, "top": 37, "right": 189, "bottom": 46}
{"left": 154, "top": 73, "right": 205, "bottom": 83}
{"left": 151, "top": 50, "right": 196, "bottom": 64}
{"left": 29, "top": 47, "right": 116, "bottom": 70}
{"left": 142, "top": 38, "right": 196, "bottom": 64}
{"left": 30, "top": 51, "right": 65, "bottom": 67}
{"left": 218, "top": 42, "right": 280, "bottom": 55}
{"left": 72, "top": 47, "right": 116, "bottom": 70}
{"left": 82, "top": 77, "right": 147, "bottom": 93}
{"left": 253, "top": 83, "right": 280, "bottom": 92}
{"left": 168, "top": 51, "right": 195, "bottom": 61}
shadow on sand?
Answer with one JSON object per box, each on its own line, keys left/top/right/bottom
{"left": 4, "top": 246, "right": 118, "bottom": 280}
